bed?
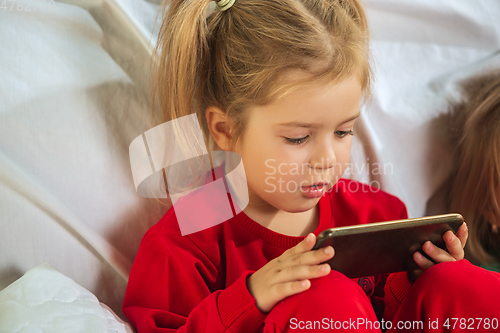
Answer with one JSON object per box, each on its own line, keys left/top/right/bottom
{"left": 0, "top": 0, "right": 499, "bottom": 331}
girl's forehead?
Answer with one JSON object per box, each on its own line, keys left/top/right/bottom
{"left": 249, "top": 76, "right": 363, "bottom": 125}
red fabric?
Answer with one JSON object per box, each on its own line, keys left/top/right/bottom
{"left": 386, "top": 259, "right": 500, "bottom": 333}
{"left": 262, "top": 269, "right": 383, "bottom": 332}
{"left": 123, "top": 165, "right": 412, "bottom": 332}
{"left": 252, "top": 259, "right": 500, "bottom": 332}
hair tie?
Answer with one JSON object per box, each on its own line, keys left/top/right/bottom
{"left": 215, "top": 0, "right": 235, "bottom": 11}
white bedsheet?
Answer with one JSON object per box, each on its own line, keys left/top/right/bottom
{"left": 0, "top": 0, "right": 167, "bottom": 319}
{"left": 351, "top": 0, "right": 500, "bottom": 217}
{"left": 0, "top": 0, "right": 499, "bottom": 327}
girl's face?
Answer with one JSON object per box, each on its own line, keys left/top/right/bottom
{"left": 234, "top": 74, "right": 362, "bottom": 214}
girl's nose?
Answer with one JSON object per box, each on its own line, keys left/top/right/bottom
{"left": 308, "top": 142, "right": 337, "bottom": 171}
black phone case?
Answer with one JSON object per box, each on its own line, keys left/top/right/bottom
{"left": 312, "top": 213, "right": 464, "bottom": 278}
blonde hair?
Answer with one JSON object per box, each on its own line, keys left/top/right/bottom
{"left": 149, "top": 0, "right": 371, "bottom": 200}
{"left": 446, "top": 72, "right": 500, "bottom": 265}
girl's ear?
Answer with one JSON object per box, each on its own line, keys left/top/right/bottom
{"left": 205, "top": 105, "right": 233, "bottom": 151}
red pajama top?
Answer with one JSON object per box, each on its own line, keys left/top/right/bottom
{"left": 123, "top": 174, "right": 413, "bottom": 333}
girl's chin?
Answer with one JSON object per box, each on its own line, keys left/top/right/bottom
{"left": 250, "top": 187, "right": 325, "bottom": 212}
{"left": 266, "top": 193, "right": 322, "bottom": 212}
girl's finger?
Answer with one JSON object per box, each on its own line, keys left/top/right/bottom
{"left": 456, "top": 222, "right": 468, "bottom": 249}
{"left": 278, "top": 261, "right": 331, "bottom": 283}
{"left": 277, "top": 233, "right": 316, "bottom": 262}
{"left": 413, "top": 251, "right": 434, "bottom": 270}
{"left": 279, "top": 245, "right": 335, "bottom": 270}
{"left": 443, "top": 230, "right": 465, "bottom": 260}
{"left": 422, "top": 240, "right": 457, "bottom": 263}
{"left": 272, "top": 279, "right": 311, "bottom": 301}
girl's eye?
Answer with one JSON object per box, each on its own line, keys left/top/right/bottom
{"left": 284, "top": 131, "right": 353, "bottom": 145}
{"left": 335, "top": 130, "right": 354, "bottom": 138}
{"left": 284, "top": 136, "right": 309, "bottom": 145}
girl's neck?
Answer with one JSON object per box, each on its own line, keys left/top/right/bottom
{"left": 243, "top": 204, "right": 319, "bottom": 237}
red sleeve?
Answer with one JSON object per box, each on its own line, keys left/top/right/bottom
{"left": 122, "top": 227, "right": 267, "bottom": 333}
{"left": 381, "top": 271, "right": 414, "bottom": 321}
{"left": 370, "top": 196, "right": 414, "bottom": 322}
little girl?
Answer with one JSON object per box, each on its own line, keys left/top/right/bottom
{"left": 431, "top": 72, "right": 500, "bottom": 273}
{"left": 123, "top": 0, "right": 500, "bottom": 332}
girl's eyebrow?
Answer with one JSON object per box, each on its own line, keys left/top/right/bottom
{"left": 274, "top": 112, "right": 360, "bottom": 128}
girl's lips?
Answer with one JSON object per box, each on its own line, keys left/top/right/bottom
{"left": 301, "top": 183, "right": 327, "bottom": 198}
{"left": 302, "top": 181, "right": 328, "bottom": 188}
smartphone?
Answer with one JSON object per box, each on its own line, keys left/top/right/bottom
{"left": 312, "top": 213, "right": 464, "bottom": 278}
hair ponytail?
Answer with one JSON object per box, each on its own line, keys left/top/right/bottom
{"left": 148, "top": 0, "right": 214, "bottom": 200}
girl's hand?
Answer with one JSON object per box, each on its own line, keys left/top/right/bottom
{"left": 408, "top": 222, "right": 468, "bottom": 282}
{"left": 247, "top": 233, "right": 334, "bottom": 313}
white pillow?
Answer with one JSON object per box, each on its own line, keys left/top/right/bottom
{"left": 0, "top": 263, "right": 135, "bottom": 333}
